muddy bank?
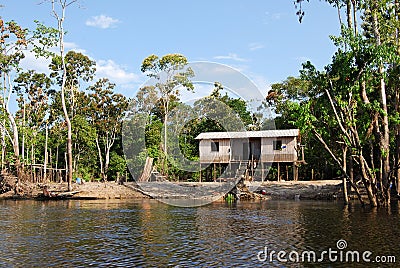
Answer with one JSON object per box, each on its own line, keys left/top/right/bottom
{"left": 0, "top": 180, "right": 148, "bottom": 200}
{"left": 127, "top": 180, "right": 344, "bottom": 201}
{"left": 1, "top": 175, "right": 344, "bottom": 201}
{"left": 255, "top": 180, "right": 344, "bottom": 200}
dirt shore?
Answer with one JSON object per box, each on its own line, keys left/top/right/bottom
{"left": 0, "top": 179, "right": 344, "bottom": 201}
{"left": 0, "top": 181, "right": 148, "bottom": 200}
{"left": 256, "top": 180, "right": 344, "bottom": 200}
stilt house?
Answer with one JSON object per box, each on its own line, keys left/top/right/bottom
{"left": 195, "top": 129, "right": 303, "bottom": 181}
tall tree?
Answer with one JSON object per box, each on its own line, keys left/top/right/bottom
{"left": 140, "top": 54, "right": 194, "bottom": 173}
{"left": 14, "top": 70, "right": 52, "bottom": 176}
{"left": 286, "top": 0, "right": 400, "bottom": 206}
{"left": 88, "top": 78, "right": 128, "bottom": 181}
{"left": 50, "top": 0, "right": 78, "bottom": 191}
{"left": 0, "top": 18, "right": 28, "bottom": 181}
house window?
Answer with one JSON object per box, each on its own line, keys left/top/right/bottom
{"left": 211, "top": 141, "right": 220, "bottom": 152}
{"left": 273, "top": 140, "right": 282, "bottom": 150}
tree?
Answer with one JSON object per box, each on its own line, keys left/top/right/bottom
{"left": 14, "top": 70, "right": 52, "bottom": 178}
{"left": 0, "top": 18, "right": 29, "bottom": 181}
{"left": 140, "top": 54, "right": 194, "bottom": 173}
{"left": 88, "top": 78, "right": 128, "bottom": 181}
{"left": 276, "top": 0, "right": 400, "bottom": 206}
{"left": 49, "top": 0, "right": 95, "bottom": 189}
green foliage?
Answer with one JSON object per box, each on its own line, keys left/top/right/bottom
{"left": 50, "top": 50, "right": 96, "bottom": 88}
{"left": 32, "top": 20, "right": 59, "bottom": 59}
{"left": 108, "top": 151, "right": 127, "bottom": 179}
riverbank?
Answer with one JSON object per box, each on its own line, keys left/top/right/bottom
{"left": 256, "top": 180, "right": 344, "bottom": 200}
{"left": 0, "top": 181, "right": 148, "bottom": 200}
{"left": 0, "top": 178, "right": 344, "bottom": 201}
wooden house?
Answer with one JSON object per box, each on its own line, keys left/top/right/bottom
{"left": 195, "top": 129, "right": 303, "bottom": 181}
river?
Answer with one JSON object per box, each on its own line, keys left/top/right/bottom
{"left": 0, "top": 199, "right": 399, "bottom": 267}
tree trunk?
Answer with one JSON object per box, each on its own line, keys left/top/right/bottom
{"left": 342, "top": 146, "right": 349, "bottom": 204}
{"left": 104, "top": 143, "right": 110, "bottom": 182}
{"left": 54, "top": 1, "right": 73, "bottom": 191}
{"left": 1, "top": 84, "right": 5, "bottom": 172}
{"left": 359, "top": 154, "right": 378, "bottom": 207}
{"left": 395, "top": 89, "right": 400, "bottom": 195}
{"left": 351, "top": 0, "right": 358, "bottom": 34}
{"left": 312, "top": 129, "right": 364, "bottom": 205}
{"left": 44, "top": 123, "right": 48, "bottom": 182}
{"left": 7, "top": 109, "right": 21, "bottom": 182}
{"left": 346, "top": 0, "right": 353, "bottom": 29}
{"left": 372, "top": 5, "right": 391, "bottom": 204}
{"left": 1, "top": 125, "right": 4, "bottom": 172}
{"left": 163, "top": 99, "right": 169, "bottom": 176}
{"left": 21, "top": 100, "right": 25, "bottom": 168}
{"left": 95, "top": 136, "right": 105, "bottom": 181}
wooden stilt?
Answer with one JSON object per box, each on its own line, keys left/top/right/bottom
{"left": 213, "top": 163, "right": 216, "bottom": 182}
{"left": 286, "top": 164, "right": 289, "bottom": 181}
{"left": 277, "top": 162, "right": 280, "bottom": 182}
{"left": 199, "top": 163, "right": 202, "bottom": 183}
{"left": 262, "top": 162, "right": 264, "bottom": 182}
{"left": 293, "top": 163, "right": 298, "bottom": 181}
{"left": 219, "top": 163, "right": 222, "bottom": 183}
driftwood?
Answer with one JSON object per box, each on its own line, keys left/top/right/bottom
{"left": 228, "top": 178, "right": 257, "bottom": 200}
{"left": 37, "top": 186, "right": 80, "bottom": 200}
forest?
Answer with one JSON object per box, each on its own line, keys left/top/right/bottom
{"left": 1, "top": 0, "right": 400, "bottom": 207}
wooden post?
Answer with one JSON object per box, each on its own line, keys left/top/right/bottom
{"left": 213, "top": 163, "right": 216, "bottom": 182}
{"left": 219, "top": 163, "right": 222, "bottom": 183}
{"left": 277, "top": 162, "right": 280, "bottom": 182}
{"left": 293, "top": 163, "right": 298, "bottom": 181}
{"left": 286, "top": 164, "right": 289, "bottom": 181}
{"left": 199, "top": 163, "right": 202, "bottom": 183}
{"left": 261, "top": 162, "right": 264, "bottom": 183}
{"left": 251, "top": 155, "right": 254, "bottom": 179}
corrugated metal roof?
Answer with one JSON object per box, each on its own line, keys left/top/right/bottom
{"left": 195, "top": 129, "right": 300, "bottom": 140}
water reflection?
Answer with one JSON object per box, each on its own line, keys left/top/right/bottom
{"left": 0, "top": 199, "right": 399, "bottom": 267}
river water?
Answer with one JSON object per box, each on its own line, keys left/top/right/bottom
{"left": 0, "top": 199, "right": 399, "bottom": 267}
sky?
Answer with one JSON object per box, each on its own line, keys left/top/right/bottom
{"left": 1, "top": 0, "right": 341, "bottom": 100}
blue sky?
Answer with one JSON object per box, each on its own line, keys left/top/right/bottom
{"left": 1, "top": 0, "right": 340, "bottom": 99}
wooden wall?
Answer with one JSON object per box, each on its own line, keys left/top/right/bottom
{"left": 199, "top": 139, "right": 230, "bottom": 163}
{"left": 261, "top": 137, "right": 298, "bottom": 162}
{"left": 199, "top": 136, "right": 298, "bottom": 163}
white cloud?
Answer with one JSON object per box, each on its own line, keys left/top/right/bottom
{"left": 214, "top": 53, "right": 248, "bottom": 62}
{"left": 16, "top": 41, "right": 143, "bottom": 96}
{"left": 96, "top": 59, "right": 142, "bottom": 86}
{"left": 86, "top": 15, "right": 120, "bottom": 29}
{"left": 20, "top": 50, "right": 51, "bottom": 74}
{"left": 62, "top": 42, "right": 87, "bottom": 53}
{"left": 19, "top": 41, "right": 89, "bottom": 74}
{"left": 248, "top": 42, "right": 264, "bottom": 51}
